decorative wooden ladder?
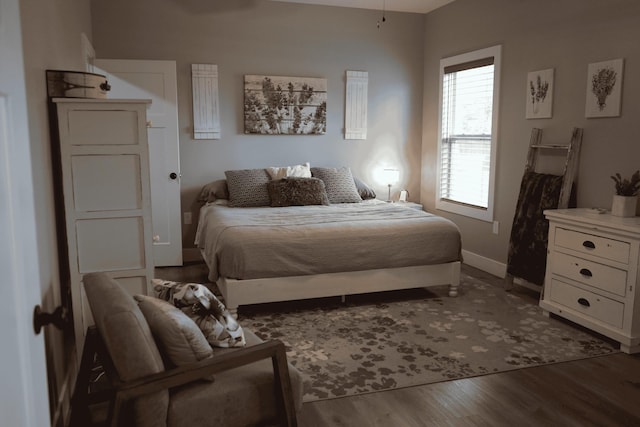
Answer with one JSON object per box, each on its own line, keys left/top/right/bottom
{"left": 504, "top": 127, "right": 583, "bottom": 291}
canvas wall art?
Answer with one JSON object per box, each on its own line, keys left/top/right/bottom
{"left": 244, "top": 75, "right": 327, "bottom": 135}
{"left": 585, "top": 58, "right": 624, "bottom": 118}
{"left": 526, "top": 68, "right": 553, "bottom": 119}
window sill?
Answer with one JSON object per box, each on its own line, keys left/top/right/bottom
{"left": 436, "top": 199, "right": 493, "bottom": 222}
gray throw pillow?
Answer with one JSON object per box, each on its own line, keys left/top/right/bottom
{"left": 353, "top": 177, "right": 377, "bottom": 200}
{"left": 225, "top": 168, "right": 271, "bottom": 207}
{"left": 267, "top": 177, "right": 330, "bottom": 207}
{"left": 135, "top": 295, "right": 213, "bottom": 367}
{"left": 311, "top": 167, "right": 363, "bottom": 204}
{"left": 197, "top": 179, "right": 229, "bottom": 203}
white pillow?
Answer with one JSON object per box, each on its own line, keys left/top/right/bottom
{"left": 266, "top": 162, "right": 311, "bottom": 180}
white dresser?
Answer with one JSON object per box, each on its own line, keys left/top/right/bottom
{"left": 51, "top": 98, "right": 155, "bottom": 361}
{"left": 541, "top": 208, "right": 640, "bottom": 353}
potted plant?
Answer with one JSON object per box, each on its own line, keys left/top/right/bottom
{"left": 610, "top": 171, "right": 640, "bottom": 217}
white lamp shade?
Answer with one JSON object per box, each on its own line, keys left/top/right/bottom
{"left": 382, "top": 169, "right": 400, "bottom": 185}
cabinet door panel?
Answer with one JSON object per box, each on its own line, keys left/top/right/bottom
{"left": 72, "top": 154, "right": 142, "bottom": 211}
{"left": 68, "top": 110, "right": 140, "bottom": 146}
{"left": 75, "top": 217, "right": 146, "bottom": 272}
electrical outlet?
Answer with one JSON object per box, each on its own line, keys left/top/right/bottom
{"left": 492, "top": 221, "right": 499, "bottom": 235}
{"left": 183, "top": 212, "right": 192, "bottom": 225}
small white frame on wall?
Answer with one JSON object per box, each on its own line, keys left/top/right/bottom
{"left": 526, "top": 68, "right": 553, "bottom": 119}
{"left": 585, "top": 58, "right": 624, "bottom": 118}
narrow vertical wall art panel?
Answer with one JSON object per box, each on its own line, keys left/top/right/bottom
{"left": 191, "top": 64, "right": 221, "bottom": 139}
{"left": 345, "top": 70, "right": 368, "bottom": 140}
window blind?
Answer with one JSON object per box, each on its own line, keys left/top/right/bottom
{"left": 440, "top": 60, "right": 495, "bottom": 209}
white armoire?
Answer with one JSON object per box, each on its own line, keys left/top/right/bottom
{"left": 51, "top": 98, "right": 155, "bottom": 360}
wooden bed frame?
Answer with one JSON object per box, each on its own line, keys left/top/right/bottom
{"left": 217, "top": 261, "right": 461, "bottom": 317}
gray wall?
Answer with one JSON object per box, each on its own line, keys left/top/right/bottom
{"left": 92, "top": 0, "right": 640, "bottom": 266}
{"left": 90, "top": 0, "right": 427, "bottom": 248}
{"left": 19, "top": 0, "right": 92, "bottom": 424}
{"left": 421, "top": 0, "right": 640, "bottom": 267}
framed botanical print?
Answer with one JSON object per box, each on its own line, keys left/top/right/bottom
{"left": 585, "top": 58, "right": 624, "bottom": 118}
{"left": 526, "top": 68, "right": 553, "bottom": 119}
{"left": 244, "top": 75, "right": 327, "bottom": 135}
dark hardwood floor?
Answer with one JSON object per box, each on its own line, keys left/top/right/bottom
{"left": 151, "top": 263, "right": 640, "bottom": 426}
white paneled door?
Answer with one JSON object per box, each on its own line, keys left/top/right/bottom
{"left": 0, "top": 0, "right": 50, "bottom": 424}
{"left": 94, "top": 59, "right": 183, "bottom": 266}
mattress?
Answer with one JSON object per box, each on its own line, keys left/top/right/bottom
{"left": 195, "top": 200, "right": 461, "bottom": 282}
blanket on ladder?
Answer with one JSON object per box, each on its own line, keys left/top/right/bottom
{"left": 506, "top": 171, "right": 564, "bottom": 286}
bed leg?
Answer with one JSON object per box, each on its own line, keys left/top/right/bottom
{"left": 228, "top": 307, "right": 239, "bottom": 319}
{"left": 448, "top": 284, "right": 459, "bottom": 297}
{"left": 504, "top": 274, "right": 514, "bottom": 291}
{"left": 341, "top": 295, "right": 346, "bottom": 303}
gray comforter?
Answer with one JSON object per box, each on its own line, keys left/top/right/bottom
{"left": 196, "top": 201, "right": 461, "bottom": 281}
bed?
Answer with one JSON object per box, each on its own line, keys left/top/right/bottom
{"left": 195, "top": 196, "right": 462, "bottom": 316}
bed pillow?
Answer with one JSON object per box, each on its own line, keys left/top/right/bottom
{"left": 266, "top": 162, "right": 311, "bottom": 180}
{"left": 267, "top": 177, "right": 330, "bottom": 207}
{"left": 134, "top": 295, "right": 213, "bottom": 367}
{"left": 197, "top": 179, "right": 229, "bottom": 203}
{"left": 353, "top": 177, "right": 377, "bottom": 200}
{"left": 311, "top": 167, "right": 363, "bottom": 204}
{"left": 224, "top": 168, "right": 271, "bottom": 207}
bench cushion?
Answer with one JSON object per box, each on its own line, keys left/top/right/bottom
{"left": 166, "top": 329, "right": 304, "bottom": 427}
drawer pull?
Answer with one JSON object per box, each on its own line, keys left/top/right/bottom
{"left": 582, "top": 240, "right": 596, "bottom": 249}
{"left": 579, "top": 268, "right": 593, "bottom": 277}
{"left": 577, "top": 298, "right": 591, "bottom": 307}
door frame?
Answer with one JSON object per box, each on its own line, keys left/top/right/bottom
{"left": 0, "top": 0, "right": 51, "bottom": 424}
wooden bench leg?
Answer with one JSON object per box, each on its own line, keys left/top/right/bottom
{"left": 69, "top": 327, "right": 99, "bottom": 427}
{"left": 271, "top": 343, "right": 298, "bottom": 427}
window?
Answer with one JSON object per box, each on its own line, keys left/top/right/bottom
{"left": 436, "top": 45, "right": 501, "bottom": 222}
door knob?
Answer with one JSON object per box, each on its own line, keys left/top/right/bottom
{"left": 169, "top": 172, "right": 178, "bottom": 180}
{"left": 33, "top": 305, "right": 68, "bottom": 334}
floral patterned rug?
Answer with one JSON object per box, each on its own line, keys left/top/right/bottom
{"left": 238, "top": 273, "right": 618, "bottom": 402}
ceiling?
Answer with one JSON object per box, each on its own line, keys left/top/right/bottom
{"left": 270, "top": 0, "right": 456, "bottom": 14}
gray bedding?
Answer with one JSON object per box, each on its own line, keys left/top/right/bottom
{"left": 196, "top": 201, "right": 461, "bottom": 282}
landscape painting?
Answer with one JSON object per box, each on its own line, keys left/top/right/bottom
{"left": 244, "top": 75, "right": 327, "bottom": 135}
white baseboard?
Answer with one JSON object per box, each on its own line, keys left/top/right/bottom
{"left": 461, "top": 249, "right": 506, "bottom": 278}
{"left": 182, "top": 248, "right": 203, "bottom": 264}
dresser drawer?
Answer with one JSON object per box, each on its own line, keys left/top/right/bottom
{"left": 551, "top": 252, "right": 627, "bottom": 297}
{"left": 555, "top": 227, "right": 630, "bottom": 264}
{"left": 548, "top": 279, "right": 624, "bottom": 329}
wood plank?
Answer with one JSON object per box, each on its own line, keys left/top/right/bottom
{"left": 299, "top": 354, "right": 640, "bottom": 426}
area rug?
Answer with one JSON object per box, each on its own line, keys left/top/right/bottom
{"left": 238, "top": 272, "right": 618, "bottom": 402}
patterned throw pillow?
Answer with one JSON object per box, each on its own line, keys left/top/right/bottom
{"left": 311, "top": 167, "right": 363, "bottom": 204}
{"left": 224, "top": 168, "right": 271, "bottom": 207}
{"left": 152, "top": 279, "right": 246, "bottom": 348}
{"left": 267, "top": 177, "right": 330, "bottom": 207}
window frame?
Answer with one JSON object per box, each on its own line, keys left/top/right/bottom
{"left": 435, "top": 45, "right": 501, "bottom": 222}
